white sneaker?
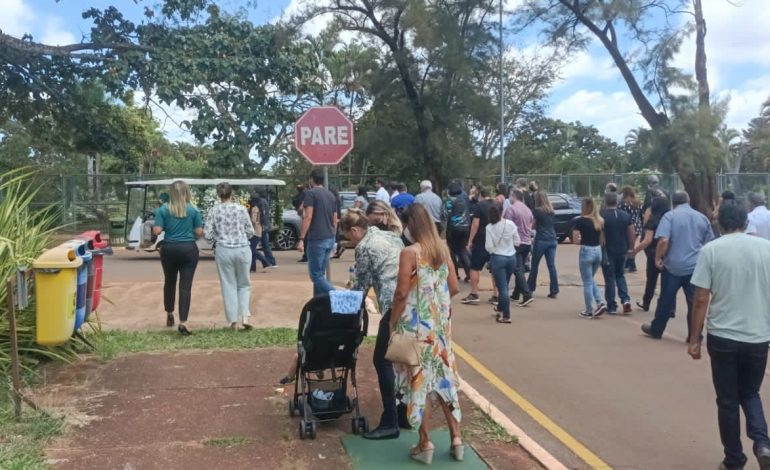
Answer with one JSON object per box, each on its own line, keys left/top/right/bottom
{"left": 579, "top": 311, "right": 593, "bottom": 319}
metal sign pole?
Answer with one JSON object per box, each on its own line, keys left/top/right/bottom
{"left": 324, "top": 166, "right": 333, "bottom": 282}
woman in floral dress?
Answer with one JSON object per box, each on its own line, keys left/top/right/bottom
{"left": 390, "top": 204, "right": 463, "bottom": 464}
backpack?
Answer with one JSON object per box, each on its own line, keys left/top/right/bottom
{"left": 446, "top": 196, "right": 470, "bottom": 232}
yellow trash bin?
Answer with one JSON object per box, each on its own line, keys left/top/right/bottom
{"left": 33, "top": 245, "right": 82, "bottom": 346}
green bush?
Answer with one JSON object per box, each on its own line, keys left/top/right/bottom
{"left": 0, "top": 170, "right": 89, "bottom": 375}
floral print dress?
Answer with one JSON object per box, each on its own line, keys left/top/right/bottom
{"left": 394, "top": 254, "right": 462, "bottom": 429}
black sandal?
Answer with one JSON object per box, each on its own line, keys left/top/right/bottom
{"left": 166, "top": 313, "right": 175, "bottom": 327}
{"left": 178, "top": 325, "right": 192, "bottom": 336}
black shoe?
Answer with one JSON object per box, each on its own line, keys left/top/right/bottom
{"left": 279, "top": 375, "right": 294, "bottom": 385}
{"left": 757, "top": 446, "right": 770, "bottom": 470}
{"left": 670, "top": 311, "right": 676, "bottom": 318}
{"left": 166, "top": 313, "right": 175, "bottom": 327}
{"left": 362, "top": 426, "right": 400, "bottom": 440}
{"left": 297, "top": 257, "right": 307, "bottom": 263}
{"left": 719, "top": 463, "right": 745, "bottom": 470}
{"left": 518, "top": 296, "right": 534, "bottom": 307}
{"left": 178, "top": 325, "right": 192, "bottom": 336}
{"left": 547, "top": 293, "right": 558, "bottom": 299}
{"left": 641, "top": 323, "right": 661, "bottom": 339}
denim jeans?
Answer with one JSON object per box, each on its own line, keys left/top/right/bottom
{"left": 528, "top": 239, "right": 559, "bottom": 296}
{"left": 601, "top": 253, "right": 630, "bottom": 312}
{"left": 511, "top": 245, "right": 532, "bottom": 299}
{"left": 307, "top": 237, "right": 336, "bottom": 297}
{"left": 260, "top": 231, "right": 276, "bottom": 266}
{"left": 214, "top": 245, "right": 252, "bottom": 323}
{"left": 708, "top": 334, "right": 770, "bottom": 468}
{"left": 373, "top": 310, "right": 398, "bottom": 429}
{"left": 578, "top": 246, "right": 603, "bottom": 313}
{"left": 490, "top": 254, "right": 516, "bottom": 319}
{"left": 650, "top": 270, "right": 694, "bottom": 338}
{"left": 250, "top": 236, "right": 270, "bottom": 270}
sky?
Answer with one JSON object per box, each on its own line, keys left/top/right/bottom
{"left": 2, "top": 0, "right": 768, "bottom": 144}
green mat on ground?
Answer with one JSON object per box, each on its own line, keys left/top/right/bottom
{"left": 341, "top": 428, "right": 487, "bottom": 469}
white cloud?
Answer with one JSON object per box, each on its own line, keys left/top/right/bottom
{"left": 133, "top": 91, "right": 197, "bottom": 144}
{"left": 552, "top": 90, "right": 647, "bottom": 142}
{"left": 719, "top": 85, "right": 769, "bottom": 132}
{"left": 0, "top": 0, "right": 33, "bottom": 36}
{"left": 40, "top": 17, "right": 76, "bottom": 46}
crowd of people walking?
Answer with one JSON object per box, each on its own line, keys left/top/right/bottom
{"left": 151, "top": 173, "right": 770, "bottom": 469}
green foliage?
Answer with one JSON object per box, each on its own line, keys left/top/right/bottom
{"left": 506, "top": 118, "right": 626, "bottom": 174}
{"left": 741, "top": 97, "right": 770, "bottom": 172}
{"left": 0, "top": 405, "right": 64, "bottom": 470}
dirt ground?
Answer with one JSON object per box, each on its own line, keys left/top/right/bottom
{"left": 37, "top": 348, "right": 541, "bottom": 469}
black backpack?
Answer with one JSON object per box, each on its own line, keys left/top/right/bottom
{"left": 446, "top": 196, "right": 470, "bottom": 232}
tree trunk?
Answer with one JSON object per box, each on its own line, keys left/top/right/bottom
{"left": 694, "top": 0, "right": 710, "bottom": 108}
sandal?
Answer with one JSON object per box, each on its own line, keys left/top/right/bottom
{"left": 178, "top": 325, "right": 192, "bottom": 336}
{"left": 166, "top": 313, "right": 175, "bottom": 327}
{"left": 410, "top": 442, "right": 434, "bottom": 465}
{"left": 450, "top": 437, "right": 465, "bottom": 462}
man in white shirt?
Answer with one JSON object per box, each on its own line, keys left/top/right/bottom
{"left": 689, "top": 204, "right": 770, "bottom": 470}
{"left": 374, "top": 179, "right": 390, "bottom": 205}
{"left": 747, "top": 192, "right": 770, "bottom": 240}
{"left": 389, "top": 180, "right": 400, "bottom": 203}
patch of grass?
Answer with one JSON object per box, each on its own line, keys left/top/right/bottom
{"left": 92, "top": 327, "right": 297, "bottom": 360}
{"left": 202, "top": 436, "right": 258, "bottom": 448}
{"left": 464, "top": 406, "right": 518, "bottom": 445}
{"left": 0, "top": 402, "right": 65, "bottom": 470}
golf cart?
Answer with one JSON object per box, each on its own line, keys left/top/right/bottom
{"left": 124, "top": 178, "right": 302, "bottom": 252}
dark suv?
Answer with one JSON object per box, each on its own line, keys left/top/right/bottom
{"left": 547, "top": 193, "right": 582, "bottom": 243}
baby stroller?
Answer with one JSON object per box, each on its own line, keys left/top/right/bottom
{"left": 288, "top": 292, "right": 369, "bottom": 440}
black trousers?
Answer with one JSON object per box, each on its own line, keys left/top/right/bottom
{"left": 159, "top": 241, "right": 199, "bottom": 322}
{"left": 446, "top": 229, "right": 471, "bottom": 278}
{"left": 373, "top": 310, "right": 398, "bottom": 429}
{"left": 642, "top": 251, "right": 660, "bottom": 310}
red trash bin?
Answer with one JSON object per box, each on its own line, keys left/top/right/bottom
{"left": 78, "top": 231, "right": 112, "bottom": 313}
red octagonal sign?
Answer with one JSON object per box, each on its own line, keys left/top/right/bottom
{"left": 294, "top": 106, "right": 354, "bottom": 165}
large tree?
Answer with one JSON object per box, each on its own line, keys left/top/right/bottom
{"left": 1, "top": 1, "right": 321, "bottom": 174}
{"left": 519, "top": 0, "right": 722, "bottom": 214}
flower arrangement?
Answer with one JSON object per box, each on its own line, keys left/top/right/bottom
{"left": 192, "top": 187, "right": 252, "bottom": 221}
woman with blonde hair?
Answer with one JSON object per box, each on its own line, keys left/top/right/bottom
{"left": 153, "top": 180, "right": 203, "bottom": 335}
{"left": 365, "top": 200, "right": 403, "bottom": 235}
{"left": 391, "top": 204, "right": 463, "bottom": 464}
{"left": 571, "top": 198, "right": 607, "bottom": 319}
{"left": 528, "top": 191, "right": 560, "bottom": 298}
{"left": 339, "top": 208, "right": 406, "bottom": 439}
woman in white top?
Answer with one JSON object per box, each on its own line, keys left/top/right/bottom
{"left": 485, "top": 204, "right": 521, "bottom": 323}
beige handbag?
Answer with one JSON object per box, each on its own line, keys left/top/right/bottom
{"left": 385, "top": 328, "right": 421, "bottom": 366}
{"left": 385, "top": 251, "right": 423, "bottom": 366}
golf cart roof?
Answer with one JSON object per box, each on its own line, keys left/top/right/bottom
{"left": 125, "top": 178, "right": 286, "bottom": 187}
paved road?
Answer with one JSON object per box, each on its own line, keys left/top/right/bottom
{"left": 451, "top": 244, "right": 770, "bottom": 470}
{"left": 103, "top": 244, "right": 768, "bottom": 469}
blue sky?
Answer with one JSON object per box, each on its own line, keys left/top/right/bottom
{"left": 2, "top": 0, "right": 768, "bottom": 143}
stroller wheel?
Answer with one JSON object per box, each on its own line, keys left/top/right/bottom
{"left": 352, "top": 416, "right": 368, "bottom": 435}
{"left": 299, "top": 420, "right": 307, "bottom": 440}
{"left": 309, "top": 421, "right": 317, "bottom": 439}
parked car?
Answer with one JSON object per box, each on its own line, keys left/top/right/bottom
{"left": 274, "top": 209, "right": 301, "bottom": 251}
{"left": 548, "top": 193, "right": 582, "bottom": 243}
{"left": 339, "top": 191, "right": 376, "bottom": 211}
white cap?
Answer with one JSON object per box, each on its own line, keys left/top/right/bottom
{"left": 420, "top": 180, "right": 432, "bottom": 191}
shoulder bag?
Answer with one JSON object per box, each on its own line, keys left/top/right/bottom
{"left": 385, "top": 251, "right": 422, "bottom": 366}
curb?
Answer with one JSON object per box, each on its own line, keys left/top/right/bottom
{"left": 459, "top": 378, "right": 568, "bottom": 470}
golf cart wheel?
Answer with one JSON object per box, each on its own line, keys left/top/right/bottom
{"left": 299, "top": 420, "right": 307, "bottom": 440}
{"left": 275, "top": 225, "right": 299, "bottom": 251}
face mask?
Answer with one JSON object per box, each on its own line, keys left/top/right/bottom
{"left": 404, "top": 227, "right": 415, "bottom": 243}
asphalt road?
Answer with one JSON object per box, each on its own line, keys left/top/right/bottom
{"left": 104, "top": 243, "right": 768, "bottom": 469}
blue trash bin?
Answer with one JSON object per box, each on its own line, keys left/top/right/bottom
{"left": 61, "top": 240, "right": 93, "bottom": 332}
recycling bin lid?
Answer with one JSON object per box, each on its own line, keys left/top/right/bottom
{"left": 78, "top": 231, "right": 109, "bottom": 249}
{"left": 63, "top": 240, "right": 93, "bottom": 261}
{"left": 32, "top": 246, "right": 83, "bottom": 269}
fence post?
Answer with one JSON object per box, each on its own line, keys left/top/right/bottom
{"left": 6, "top": 278, "right": 22, "bottom": 420}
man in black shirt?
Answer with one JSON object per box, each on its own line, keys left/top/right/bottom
{"left": 601, "top": 192, "right": 636, "bottom": 314}
{"left": 462, "top": 187, "right": 496, "bottom": 304}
